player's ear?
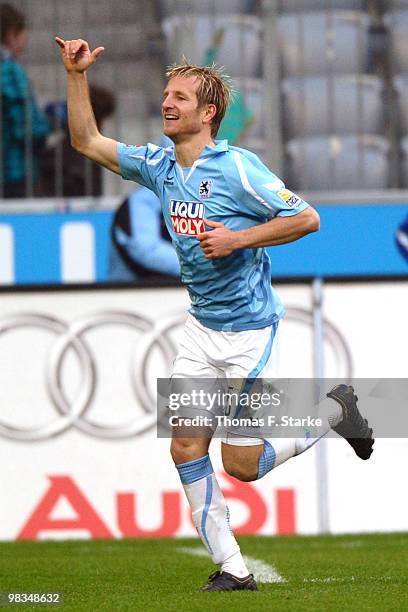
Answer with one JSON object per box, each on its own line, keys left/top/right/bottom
{"left": 203, "top": 104, "right": 217, "bottom": 125}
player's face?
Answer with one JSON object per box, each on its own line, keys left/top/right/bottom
{"left": 162, "top": 76, "right": 211, "bottom": 142}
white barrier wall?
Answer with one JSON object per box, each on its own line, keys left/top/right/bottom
{"left": 0, "top": 283, "right": 407, "bottom": 541}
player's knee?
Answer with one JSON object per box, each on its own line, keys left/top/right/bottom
{"left": 170, "top": 438, "right": 206, "bottom": 465}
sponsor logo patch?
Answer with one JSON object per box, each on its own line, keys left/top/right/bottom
{"left": 170, "top": 200, "right": 205, "bottom": 236}
{"left": 199, "top": 179, "right": 213, "bottom": 198}
{"left": 277, "top": 188, "right": 302, "bottom": 207}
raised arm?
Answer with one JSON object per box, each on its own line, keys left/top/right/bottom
{"left": 55, "top": 37, "right": 120, "bottom": 174}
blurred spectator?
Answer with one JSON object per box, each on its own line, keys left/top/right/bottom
{"left": 396, "top": 214, "right": 408, "bottom": 263}
{"left": 39, "top": 85, "right": 115, "bottom": 196}
{"left": 109, "top": 186, "right": 181, "bottom": 284}
{"left": 0, "top": 3, "right": 50, "bottom": 198}
{"left": 203, "top": 28, "right": 253, "bottom": 144}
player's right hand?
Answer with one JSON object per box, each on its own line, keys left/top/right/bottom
{"left": 55, "top": 37, "right": 104, "bottom": 73}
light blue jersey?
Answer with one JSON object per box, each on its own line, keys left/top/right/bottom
{"left": 118, "top": 140, "right": 309, "bottom": 331}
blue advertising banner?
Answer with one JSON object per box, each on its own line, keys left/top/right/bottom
{"left": 0, "top": 204, "right": 407, "bottom": 285}
{"left": 267, "top": 204, "right": 408, "bottom": 278}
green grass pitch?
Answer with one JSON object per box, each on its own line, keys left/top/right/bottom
{"left": 0, "top": 533, "right": 407, "bottom": 611}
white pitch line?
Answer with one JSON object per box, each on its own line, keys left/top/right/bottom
{"left": 304, "top": 576, "right": 355, "bottom": 584}
{"left": 303, "top": 575, "right": 393, "bottom": 584}
{"left": 245, "top": 556, "right": 286, "bottom": 584}
{"left": 177, "top": 546, "right": 286, "bottom": 583}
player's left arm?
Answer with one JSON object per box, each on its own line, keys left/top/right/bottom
{"left": 236, "top": 206, "right": 320, "bottom": 248}
{"left": 198, "top": 208, "right": 319, "bottom": 259}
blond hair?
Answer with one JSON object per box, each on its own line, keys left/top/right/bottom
{"left": 166, "top": 61, "right": 233, "bottom": 137}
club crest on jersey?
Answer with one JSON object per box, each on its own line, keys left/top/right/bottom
{"left": 199, "top": 179, "right": 213, "bottom": 198}
{"left": 170, "top": 200, "right": 205, "bottom": 236}
{"left": 277, "top": 188, "right": 302, "bottom": 207}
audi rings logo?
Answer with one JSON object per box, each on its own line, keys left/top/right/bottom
{"left": 0, "top": 308, "right": 352, "bottom": 442}
{"left": 0, "top": 311, "right": 185, "bottom": 442}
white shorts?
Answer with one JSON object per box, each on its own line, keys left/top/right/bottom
{"left": 171, "top": 314, "right": 279, "bottom": 446}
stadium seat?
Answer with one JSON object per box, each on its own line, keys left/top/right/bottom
{"left": 158, "top": 0, "right": 254, "bottom": 15}
{"left": 393, "top": 75, "right": 408, "bottom": 135}
{"left": 21, "top": 0, "right": 155, "bottom": 27}
{"left": 278, "top": 11, "right": 371, "bottom": 76}
{"left": 278, "top": 0, "right": 364, "bottom": 11}
{"left": 117, "top": 90, "right": 148, "bottom": 121}
{"left": 245, "top": 139, "right": 268, "bottom": 163}
{"left": 161, "top": 15, "right": 262, "bottom": 77}
{"left": 385, "top": 11, "right": 408, "bottom": 73}
{"left": 400, "top": 137, "right": 408, "bottom": 187}
{"left": 26, "top": 64, "right": 61, "bottom": 104}
{"left": 282, "top": 75, "right": 384, "bottom": 137}
{"left": 22, "top": 0, "right": 64, "bottom": 28}
{"left": 24, "top": 25, "right": 148, "bottom": 62}
{"left": 286, "top": 135, "right": 390, "bottom": 190}
{"left": 388, "top": 0, "right": 408, "bottom": 7}
{"left": 90, "top": 60, "right": 158, "bottom": 91}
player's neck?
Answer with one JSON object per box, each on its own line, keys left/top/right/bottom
{"left": 174, "top": 136, "right": 215, "bottom": 168}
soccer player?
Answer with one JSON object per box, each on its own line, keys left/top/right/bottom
{"left": 56, "top": 37, "right": 374, "bottom": 592}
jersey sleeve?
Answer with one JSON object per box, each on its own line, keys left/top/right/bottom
{"left": 117, "top": 142, "right": 167, "bottom": 195}
{"left": 229, "top": 149, "right": 309, "bottom": 220}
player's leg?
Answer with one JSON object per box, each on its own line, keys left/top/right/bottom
{"left": 222, "top": 395, "right": 373, "bottom": 483}
{"left": 171, "top": 433, "right": 254, "bottom": 581}
{"left": 221, "top": 401, "right": 339, "bottom": 483}
{"left": 223, "top": 384, "right": 374, "bottom": 482}
{"left": 220, "top": 324, "right": 351, "bottom": 481}
{"left": 170, "top": 316, "right": 255, "bottom": 591}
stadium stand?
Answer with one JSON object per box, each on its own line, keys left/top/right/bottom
{"left": 287, "top": 134, "right": 390, "bottom": 190}
{"left": 276, "top": 3, "right": 392, "bottom": 190}
{"left": 278, "top": 0, "right": 364, "bottom": 9}
{"left": 161, "top": 14, "right": 262, "bottom": 77}
{"left": 385, "top": 9, "right": 408, "bottom": 72}
{"left": 0, "top": 0, "right": 404, "bottom": 195}
{"left": 277, "top": 11, "right": 371, "bottom": 76}
{"left": 282, "top": 74, "right": 384, "bottom": 137}
{"left": 4, "top": 0, "right": 163, "bottom": 196}
{"left": 401, "top": 138, "right": 408, "bottom": 187}
{"left": 393, "top": 75, "right": 408, "bottom": 135}
{"left": 158, "top": 0, "right": 255, "bottom": 15}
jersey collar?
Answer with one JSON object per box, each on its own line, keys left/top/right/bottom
{"left": 165, "top": 139, "right": 229, "bottom": 162}
{"left": 201, "top": 140, "right": 229, "bottom": 157}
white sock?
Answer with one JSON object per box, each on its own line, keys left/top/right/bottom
{"left": 258, "top": 397, "right": 343, "bottom": 477}
{"left": 176, "top": 455, "right": 249, "bottom": 577}
{"left": 221, "top": 549, "right": 249, "bottom": 578}
{"left": 293, "top": 396, "right": 343, "bottom": 455}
